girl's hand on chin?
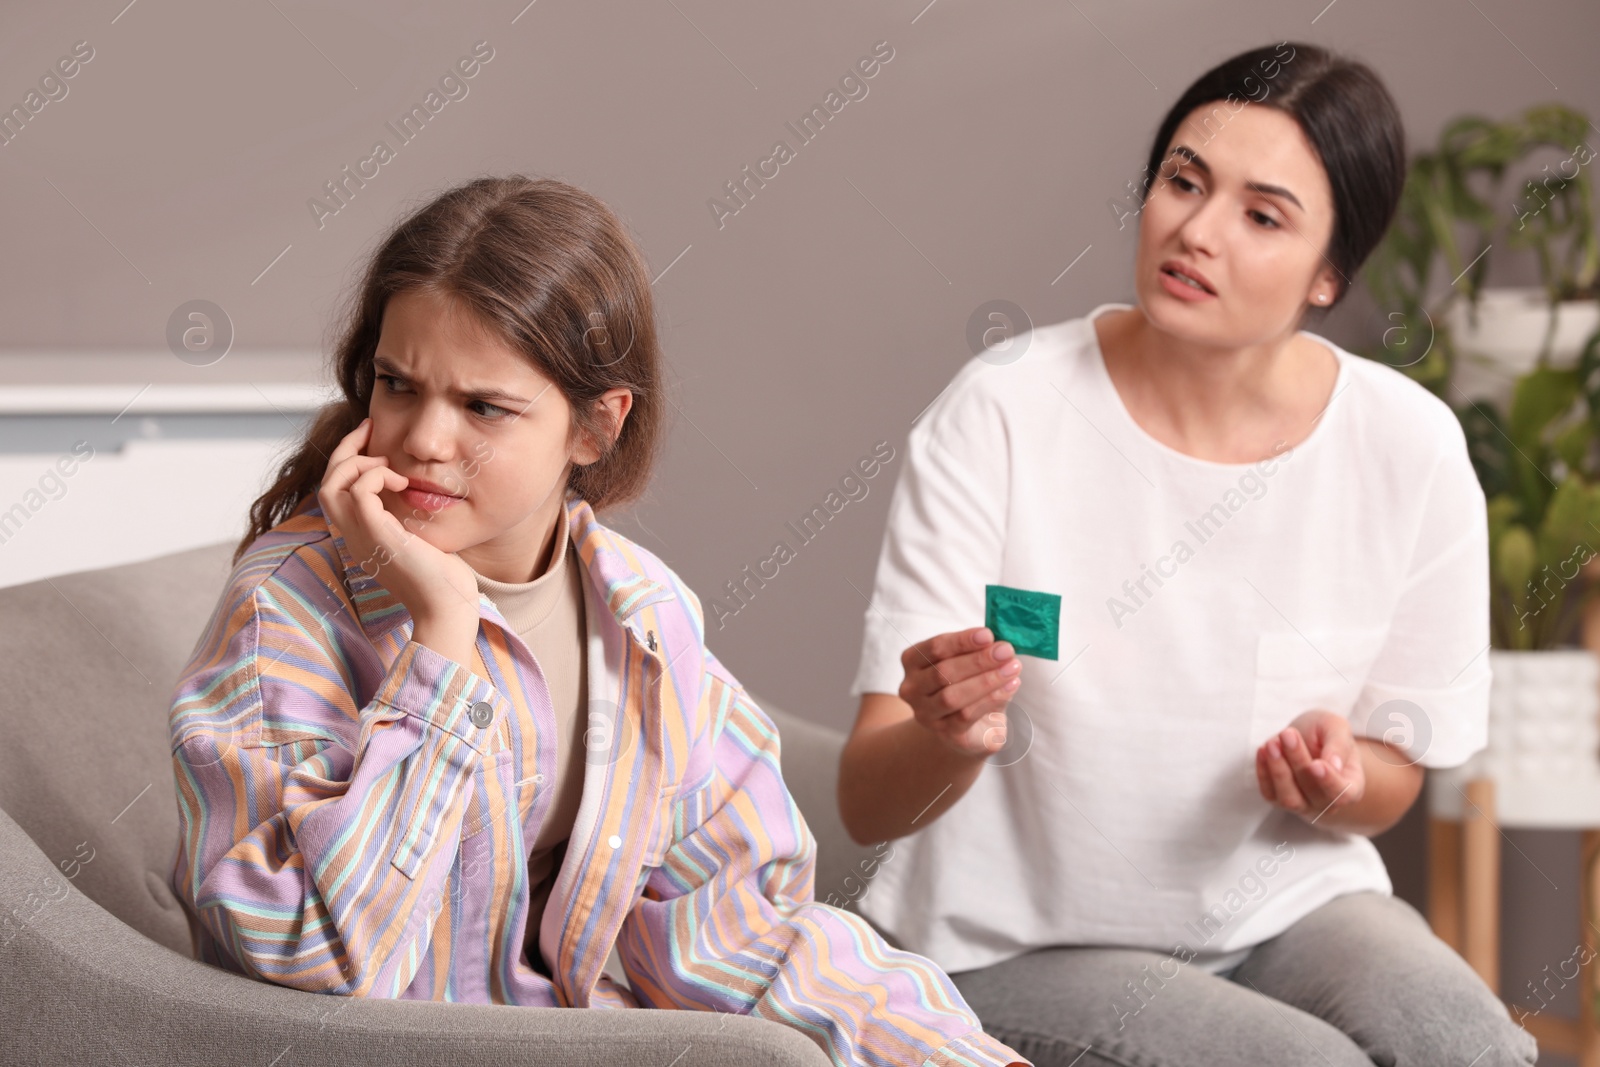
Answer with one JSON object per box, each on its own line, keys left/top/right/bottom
{"left": 317, "top": 416, "right": 481, "bottom": 627}
{"left": 1254, "top": 709, "right": 1365, "bottom": 823}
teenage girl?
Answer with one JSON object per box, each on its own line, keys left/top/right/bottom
{"left": 838, "top": 43, "right": 1537, "bottom": 1067}
{"left": 167, "top": 175, "right": 1026, "bottom": 1067}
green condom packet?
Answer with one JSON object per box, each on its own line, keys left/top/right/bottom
{"left": 984, "top": 583, "right": 1062, "bottom": 660}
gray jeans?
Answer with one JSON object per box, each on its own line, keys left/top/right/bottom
{"left": 941, "top": 891, "right": 1538, "bottom": 1066}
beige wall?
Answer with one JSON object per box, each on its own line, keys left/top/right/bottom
{"left": 4, "top": 1, "right": 1598, "bottom": 1050}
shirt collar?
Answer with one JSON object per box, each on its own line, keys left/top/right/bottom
{"left": 472, "top": 526, "right": 573, "bottom": 634}
{"left": 307, "top": 488, "right": 676, "bottom": 644}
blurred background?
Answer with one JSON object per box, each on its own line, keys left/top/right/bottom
{"left": 3, "top": 1, "right": 1599, "bottom": 1059}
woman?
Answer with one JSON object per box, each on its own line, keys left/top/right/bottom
{"left": 838, "top": 42, "right": 1536, "bottom": 1066}
{"left": 167, "top": 176, "right": 1026, "bottom": 1067}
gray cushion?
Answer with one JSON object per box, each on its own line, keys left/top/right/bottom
{"left": 0, "top": 540, "right": 236, "bottom": 957}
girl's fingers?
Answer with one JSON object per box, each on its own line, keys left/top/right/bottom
{"left": 326, "top": 416, "right": 370, "bottom": 461}
{"left": 322, "top": 452, "right": 390, "bottom": 496}
{"left": 348, "top": 466, "right": 408, "bottom": 544}
{"left": 348, "top": 462, "right": 405, "bottom": 504}
{"left": 324, "top": 417, "right": 374, "bottom": 475}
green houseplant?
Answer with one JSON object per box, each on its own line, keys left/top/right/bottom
{"left": 1379, "top": 111, "right": 1600, "bottom": 1039}
{"left": 1481, "top": 342, "right": 1600, "bottom": 650}
{"left": 1363, "top": 103, "right": 1600, "bottom": 649}
{"left": 1382, "top": 116, "right": 1600, "bottom": 1043}
{"left": 1364, "top": 103, "right": 1600, "bottom": 401}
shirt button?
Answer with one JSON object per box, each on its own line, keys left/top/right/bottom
{"left": 468, "top": 701, "right": 494, "bottom": 728}
{"left": 533, "top": 774, "right": 545, "bottom": 783}
{"left": 607, "top": 834, "right": 622, "bottom": 849}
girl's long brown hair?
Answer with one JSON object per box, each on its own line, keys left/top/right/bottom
{"left": 234, "top": 175, "right": 666, "bottom": 565}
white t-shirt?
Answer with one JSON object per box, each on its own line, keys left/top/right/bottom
{"left": 849, "top": 302, "right": 1491, "bottom": 976}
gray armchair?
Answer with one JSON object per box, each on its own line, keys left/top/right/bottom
{"left": 0, "top": 541, "right": 878, "bottom": 1066}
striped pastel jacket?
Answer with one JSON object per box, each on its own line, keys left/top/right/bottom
{"left": 167, "top": 489, "right": 1025, "bottom": 1067}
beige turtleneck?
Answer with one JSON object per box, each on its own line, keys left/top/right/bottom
{"left": 471, "top": 526, "right": 588, "bottom": 978}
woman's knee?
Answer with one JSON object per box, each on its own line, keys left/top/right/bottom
{"left": 951, "top": 944, "right": 1373, "bottom": 1066}
{"left": 1351, "top": 968, "right": 1537, "bottom": 1067}
{"left": 1236, "top": 892, "right": 1538, "bottom": 1066}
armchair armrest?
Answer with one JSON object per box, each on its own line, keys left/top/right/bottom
{"left": 0, "top": 806, "right": 830, "bottom": 1067}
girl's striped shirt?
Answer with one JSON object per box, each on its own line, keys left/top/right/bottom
{"left": 167, "top": 490, "right": 1027, "bottom": 1067}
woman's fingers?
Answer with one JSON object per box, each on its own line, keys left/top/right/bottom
{"left": 974, "top": 709, "right": 1008, "bottom": 752}
{"left": 1261, "top": 720, "right": 1367, "bottom": 820}
{"left": 1264, "top": 739, "right": 1307, "bottom": 813}
{"left": 1282, "top": 728, "right": 1340, "bottom": 807}
{"left": 951, "top": 680, "right": 1022, "bottom": 730}
{"left": 936, "top": 707, "right": 1008, "bottom": 758}
{"left": 909, "top": 642, "right": 1020, "bottom": 708}
{"left": 942, "top": 659, "right": 1022, "bottom": 721}
{"left": 1279, "top": 728, "right": 1317, "bottom": 779}
{"left": 898, "top": 628, "right": 1026, "bottom": 753}
{"left": 1254, "top": 746, "right": 1275, "bottom": 802}
{"left": 1261, "top": 733, "right": 1366, "bottom": 821}
{"left": 1319, "top": 731, "right": 1355, "bottom": 777}
{"left": 901, "top": 628, "right": 992, "bottom": 677}
{"left": 911, "top": 629, "right": 1013, "bottom": 686}
{"left": 902, "top": 633, "right": 993, "bottom": 704}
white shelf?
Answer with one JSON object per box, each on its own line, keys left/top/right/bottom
{"left": 1429, "top": 766, "right": 1600, "bottom": 828}
{"left": 0, "top": 382, "right": 339, "bottom": 414}
{"left": 0, "top": 349, "right": 335, "bottom": 414}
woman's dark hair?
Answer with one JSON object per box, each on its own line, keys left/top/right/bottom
{"left": 234, "top": 174, "right": 666, "bottom": 565}
{"left": 1139, "top": 41, "right": 1406, "bottom": 309}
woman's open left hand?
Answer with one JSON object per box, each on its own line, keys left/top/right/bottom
{"left": 1255, "top": 709, "right": 1365, "bottom": 824}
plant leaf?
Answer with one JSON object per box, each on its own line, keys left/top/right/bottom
{"left": 1497, "top": 524, "right": 1538, "bottom": 608}
{"left": 1509, "top": 366, "right": 1581, "bottom": 444}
